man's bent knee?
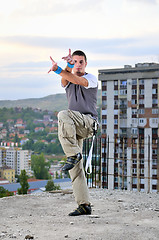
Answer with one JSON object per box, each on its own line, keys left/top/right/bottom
{"left": 58, "top": 110, "right": 68, "bottom": 121}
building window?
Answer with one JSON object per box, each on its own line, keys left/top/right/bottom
{"left": 140, "top": 169, "right": 144, "bottom": 174}
{"left": 141, "top": 159, "right": 144, "bottom": 164}
{"left": 120, "top": 89, "right": 127, "bottom": 95}
{"left": 114, "top": 177, "right": 118, "bottom": 182}
{"left": 133, "top": 178, "right": 137, "bottom": 184}
{"left": 132, "top": 128, "right": 138, "bottom": 135}
{"left": 114, "top": 129, "right": 118, "bottom": 134}
{"left": 132, "top": 99, "right": 137, "bottom": 105}
{"left": 114, "top": 100, "right": 118, "bottom": 105}
{"left": 114, "top": 110, "right": 118, "bottom": 115}
{"left": 152, "top": 78, "right": 158, "bottom": 84}
{"left": 152, "top": 169, "right": 157, "bottom": 175}
{"left": 140, "top": 89, "right": 144, "bottom": 95}
{"left": 140, "top": 148, "right": 144, "bottom": 154}
{"left": 132, "top": 119, "right": 137, "bottom": 124}
{"left": 139, "top": 79, "right": 144, "bottom": 85}
{"left": 102, "top": 91, "right": 107, "bottom": 96}
{"left": 152, "top": 118, "right": 158, "bottom": 124}
{"left": 132, "top": 79, "right": 137, "bottom": 85}
{"left": 139, "top": 118, "right": 144, "bottom": 124}
{"left": 138, "top": 109, "right": 145, "bottom": 114}
{"left": 152, "top": 99, "right": 158, "bottom": 104}
{"left": 133, "top": 159, "right": 137, "bottom": 164}
{"left": 132, "top": 168, "right": 137, "bottom": 174}
{"left": 152, "top": 108, "right": 158, "bottom": 114}
{"left": 132, "top": 89, "right": 137, "bottom": 95}
{"left": 102, "top": 81, "right": 107, "bottom": 86}
{"left": 152, "top": 89, "right": 157, "bottom": 94}
{"left": 132, "top": 109, "right": 137, "bottom": 114}
{"left": 102, "top": 129, "right": 107, "bottom": 134}
{"left": 153, "top": 159, "right": 157, "bottom": 165}
{"left": 102, "top": 100, "right": 107, "bottom": 106}
{"left": 120, "top": 80, "right": 127, "bottom": 87}
{"left": 114, "top": 90, "right": 118, "bottom": 95}
{"left": 152, "top": 149, "right": 157, "bottom": 154}
{"left": 102, "top": 109, "right": 107, "bottom": 115}
{"left": 102, "top": 119, "right": 107, "bottom": 124}
{"left": 139, "top": 99, "right": 144, "bottom": 104}
{"left": 152, "top": 128, "right": 157, "bottom": 134}
{"left": 114, "top": 119, "right": 118, "bottom": 124}
{"left": 139, "top": 128, "right": 144, "bottom": 134}
{"left": 114, "top": 81, "right": 118, "bottom": 85}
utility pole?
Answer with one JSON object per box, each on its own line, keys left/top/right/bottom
{"left": 137, "top": 136, "right": 140, "bottom": 192}
{"left": 122, "top": 137, "right": 125, "bottom": 190}
{"left": 148, "top": 135, "right": 150, "bottom": 193}
{"left": 157, "top": 137, "right": 159, "bottom": 193}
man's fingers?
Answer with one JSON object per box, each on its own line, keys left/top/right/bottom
{"left": 62, "top": 56, "right": 67, "bottom": 60}
{"left": 50, "top": 56, "right": 55, "bottom": 63}
{"left": 69, "top": 48, "right": 71, "bottom": 56}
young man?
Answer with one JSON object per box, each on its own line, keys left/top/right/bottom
{"left": 48, "top": 49, "right": 98, "bottom": 216}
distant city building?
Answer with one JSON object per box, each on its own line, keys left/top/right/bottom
{"left": 0, "top": 146, "right": 32, "bottom": 176}
{"left": 0, "top": 166, "right": 15, "bottom": 183}
{"left": 20, "top": 138, "right": 29, "bottom": 145}
{"left": 0, "top": 178, "right": 9, "bottom": 184}
{"left": 43, "top": 115, "right": 51, "bottom": 121}
{"left": 99, "top": 62, "right": 159, "bottom": 192}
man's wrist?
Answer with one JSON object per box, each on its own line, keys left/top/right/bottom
{"left": 67, "top": 62, "right": 74, "bottom": 68}
{"left": 54, "top": 66, "right": 63, "bottom": 74}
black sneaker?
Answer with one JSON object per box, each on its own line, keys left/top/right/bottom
{"left": 69, "top": 204, "right": 91, "bottom": 216}
{"left": 62, "top": 153, "right": 82, "bottom": 171}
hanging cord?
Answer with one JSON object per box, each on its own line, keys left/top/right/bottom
{"left": 85, "top": 121, "right": 98, "bottom": 174}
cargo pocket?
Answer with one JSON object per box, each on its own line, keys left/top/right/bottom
{"left": 58, "top": 120, "right": 75, "bottom": 138}
{"left": 83, "top": 116, "right": 94, "bottom": 139}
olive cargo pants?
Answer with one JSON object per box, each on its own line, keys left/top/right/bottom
{"left": 58, "top": 110, "right": 94, "bottom": 205}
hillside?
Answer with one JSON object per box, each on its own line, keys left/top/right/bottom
{"left": 0, "top": 90, "right": 101, "bottom": 111}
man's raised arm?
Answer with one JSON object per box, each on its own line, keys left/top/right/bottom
{"left": 61, "top": 49, "right": 74, "bottom": 87}
{"left": 48, "top": 50, "right": 88, "bottom": 87}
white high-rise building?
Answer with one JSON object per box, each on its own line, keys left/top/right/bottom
{"left": 17, "top": 150, "right": 31, "bottom": 175}
{"left": 0, "top": 147, "right": 32, "bottom": 176}
{"left": 99, "top": 63, "right": 159, "bottom": 192}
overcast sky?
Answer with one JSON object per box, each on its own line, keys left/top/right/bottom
{"left": 0, "top": 0, "right": 159, "bottom": 100}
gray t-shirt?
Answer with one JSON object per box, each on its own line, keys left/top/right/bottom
{"left": 65, "top": 73, "right": 98, "bottom": 119}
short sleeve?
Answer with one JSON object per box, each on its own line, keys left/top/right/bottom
{"left": 82, "top": 73, "right": 98, "bottom": 89}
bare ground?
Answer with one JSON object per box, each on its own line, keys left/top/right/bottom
{"left": 0, "top": 188, "right": 159, "bottom": 240}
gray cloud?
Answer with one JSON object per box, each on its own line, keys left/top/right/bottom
{"left": 11, "top": 0, "right": 105, "bottom": 17}
{"left": 2, "top": 35, "right": 159, "bottom": 57}
{"left": 125, "top": 0, "right": 158, "bottom": 4}
{"left": 0, "top": 73, "right": 65, "bottom": 100}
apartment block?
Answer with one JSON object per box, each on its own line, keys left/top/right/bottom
{"left": 99, "top": 63, "right": 159, "bottom": 192}
{"left": 0, "top": 147, "right": 32, "bottom": 176}
{"left": 0, "top": 166, "right": 15, "bottom": 183}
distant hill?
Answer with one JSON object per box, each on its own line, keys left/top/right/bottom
{"left": 0, "top": 90, "right": 101, "bottom": 112}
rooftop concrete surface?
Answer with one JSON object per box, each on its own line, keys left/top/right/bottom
{"left": 0, "top": 188, "right": 159, "bottom": 240}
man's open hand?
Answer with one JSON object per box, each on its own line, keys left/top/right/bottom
{"left": 48, "top": 56, "right": 58, "bottom": 73}
{"left": 62, "top": 49, "right": 74, "bottom": 64}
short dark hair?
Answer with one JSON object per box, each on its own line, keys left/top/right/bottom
{"left": 72, "top": 50, "right": 87, "bottom": 62}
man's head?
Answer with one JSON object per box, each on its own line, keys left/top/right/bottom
{"left": 72, "top": 50, "right": 87, "bottom": 76}
{"left": 72, "top": 50, "right": 87, "bottom": 62}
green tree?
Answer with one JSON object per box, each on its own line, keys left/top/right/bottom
{"left": 22, "top": 139, "right": 34, "bottom": 150}
{"left": 0, "top": 186, "right": 14, "bottom": 198}
{"left": 14, "top": 133, "right": 20, "bottom": 144}
{"left": 45, "top": 180, "right": 61, "bottom": 191}
{"left": 55, "top": 171, "right": 59, "bottom": 179}
{"left": 33, "top": 142, "right": 46, "bottom": 153}
{"left": 17, "top": 170, "right": 29, "bottom": 195}
{"left": 31, "top": 153, "right": 51, "bottom": 179}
